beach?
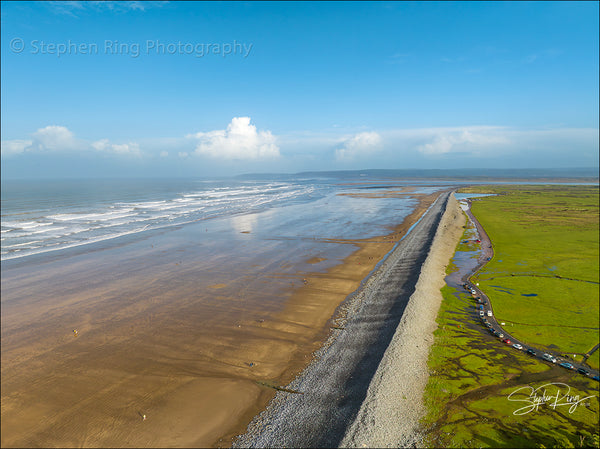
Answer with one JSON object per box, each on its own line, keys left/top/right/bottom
{"left": 1, "top": 179, "right": 449, "bottom": 448}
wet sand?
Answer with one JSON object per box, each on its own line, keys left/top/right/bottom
{"left": 1, "top": 187, "right": 440, "bottom": 448}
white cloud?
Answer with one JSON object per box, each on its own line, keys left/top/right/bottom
{"left": 3, "top": 123, "right": 596, "bottom": 171}
{"left": 0, "top": 139, "right": 32, "bottom": 156}
{"left": 335, "top": 131, "right": 382, "bottom": 161}
{"left": 112, "top": 143, "right": 141, "bottom": 156}
{"left": 190, "top": 117, "right": 280, "bottom": 160}
{"left": 1, "top": 125, "right": 143, "bottom": 158}
{"left": 91, "top": 139, "right": 141, "bottom": 156}
{"left": 2, "top": 126, "right": 80, "bottom": 156}
{"left": 47, "top": 1, "right": 164, "bottom": 15}
{"left": 416, "top": 129, "right": 509, "bottom": 156}
{"left": 32, "top": 125, "right": 79, "bottom": 151}
{"left": 90, "top": 139, "right": 110, "bottom": 151}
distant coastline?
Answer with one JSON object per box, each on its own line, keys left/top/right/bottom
{"left": 236, "top": 167, "right": 600, "bottom": 182}
{"left": 3, "top": 168, "right": 597, "bottom": 183}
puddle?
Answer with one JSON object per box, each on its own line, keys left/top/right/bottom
{"left": 521, "top": 293, "right": 538, "bottom": 297}
{"left": 454, "top": 193, "right": 498, "bottom": 201}
{"left": 445, "top": 216, "right": 483, "bottom": 293}
{"left": 445, "top": 247, "right": 481, "bottom": 289}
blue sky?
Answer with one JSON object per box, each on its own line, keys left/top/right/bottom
{"left": 1, "top": 1, "right": 598, "bottom": 178}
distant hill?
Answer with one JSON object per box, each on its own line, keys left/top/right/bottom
{"left": 236, "top": 168, "right": 599, "bottom": 181}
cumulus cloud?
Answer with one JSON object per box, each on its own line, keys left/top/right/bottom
{"left": 1, "top": 125, "right": 80, "bottom": 155}
{"left": 1, "top": 125, "right": 143, "bottom": 158}
{"left": 91, "top": 139, "right": 142, "bottom": 156}
{"left": 0, "top": 139, "right": 32, "bottom": 156}
{"left": 335, "top": 131, "right": 382, "bottom": 161}
{"left": 190, "top": 117, "right": 280, "bottom": 160}
{"left": 415, "top": 128, "right": 510, "bottom": 156}
{"left": 32, "top": 125, "right": 80, "bottom": 151}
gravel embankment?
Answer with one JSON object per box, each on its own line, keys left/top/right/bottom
{"left": 233, "top": 190, "right": 462, "bottom": 448}
{"left": 340, "top": 193, "right": 465, "bottom": 448}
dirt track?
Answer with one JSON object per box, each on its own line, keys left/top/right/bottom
{"left": 233, "top": 190, "right": 457, "bottom": 448}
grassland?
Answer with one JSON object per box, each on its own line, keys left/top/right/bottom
{"left": 466, "top": 185, "right": 599, "bottom": 363}
{"left": 422, "top": 185, "right": 599, "bottom": 448}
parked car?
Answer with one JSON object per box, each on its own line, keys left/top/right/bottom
{"left": 487, "top": 310, "right": 492, "bottom": 317}
{"left": 513, "top": 343, "right": 523, "bottom": 350}
{"left": 526, "top": 348, "right": 536, "bottom": 356}
{"left": 498, "top": 333, "right": 504, "bottom": 339}
{"left": 542, "top": 353, "right": 557, "bottom": 363}
{"left": 559, "top": 362, "right": 575, "bottom": 370}
{"left": 592, "top": 375, "right": 599, "bottom": 382}
{"left": 503, "top": 338, "right": 511, "bottom": 344}
{"left": 577, "top": 368, "right": 590, "bottom": 376}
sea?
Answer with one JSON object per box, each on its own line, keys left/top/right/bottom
{"left": 1, "top": 177, "right": 450, "bottom": 262}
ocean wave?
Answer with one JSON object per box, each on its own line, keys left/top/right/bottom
{"left": 48, "top": 209, "right": 136, "bottom": 222}
{"left": 1, "top": 220, "right": 54, "bottom": 230}
{"left": 1, "top": 181, "right": 322, "bottom": 261}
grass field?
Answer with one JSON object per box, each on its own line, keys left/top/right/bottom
{"left": 422, "top": 185, "right": 599, "bottom": 448}
{"left": 423, "top": 285, "right": 599, "bottom": 448}
{"left": 466, "top": 185, "right": 599, "bottom": 364}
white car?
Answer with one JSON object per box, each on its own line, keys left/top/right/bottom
{"left": 542, "top": 353, "right": 557, "bottom": 363}
{"left": 513, "top": 343, "right": 523, "bottom": 350}
{"left": 487, "top": 310, "right": 492, "bottom": 317}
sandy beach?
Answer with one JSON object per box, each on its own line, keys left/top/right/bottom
{"left": 1, "top": 185, "right": 443, "bottom": 448}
